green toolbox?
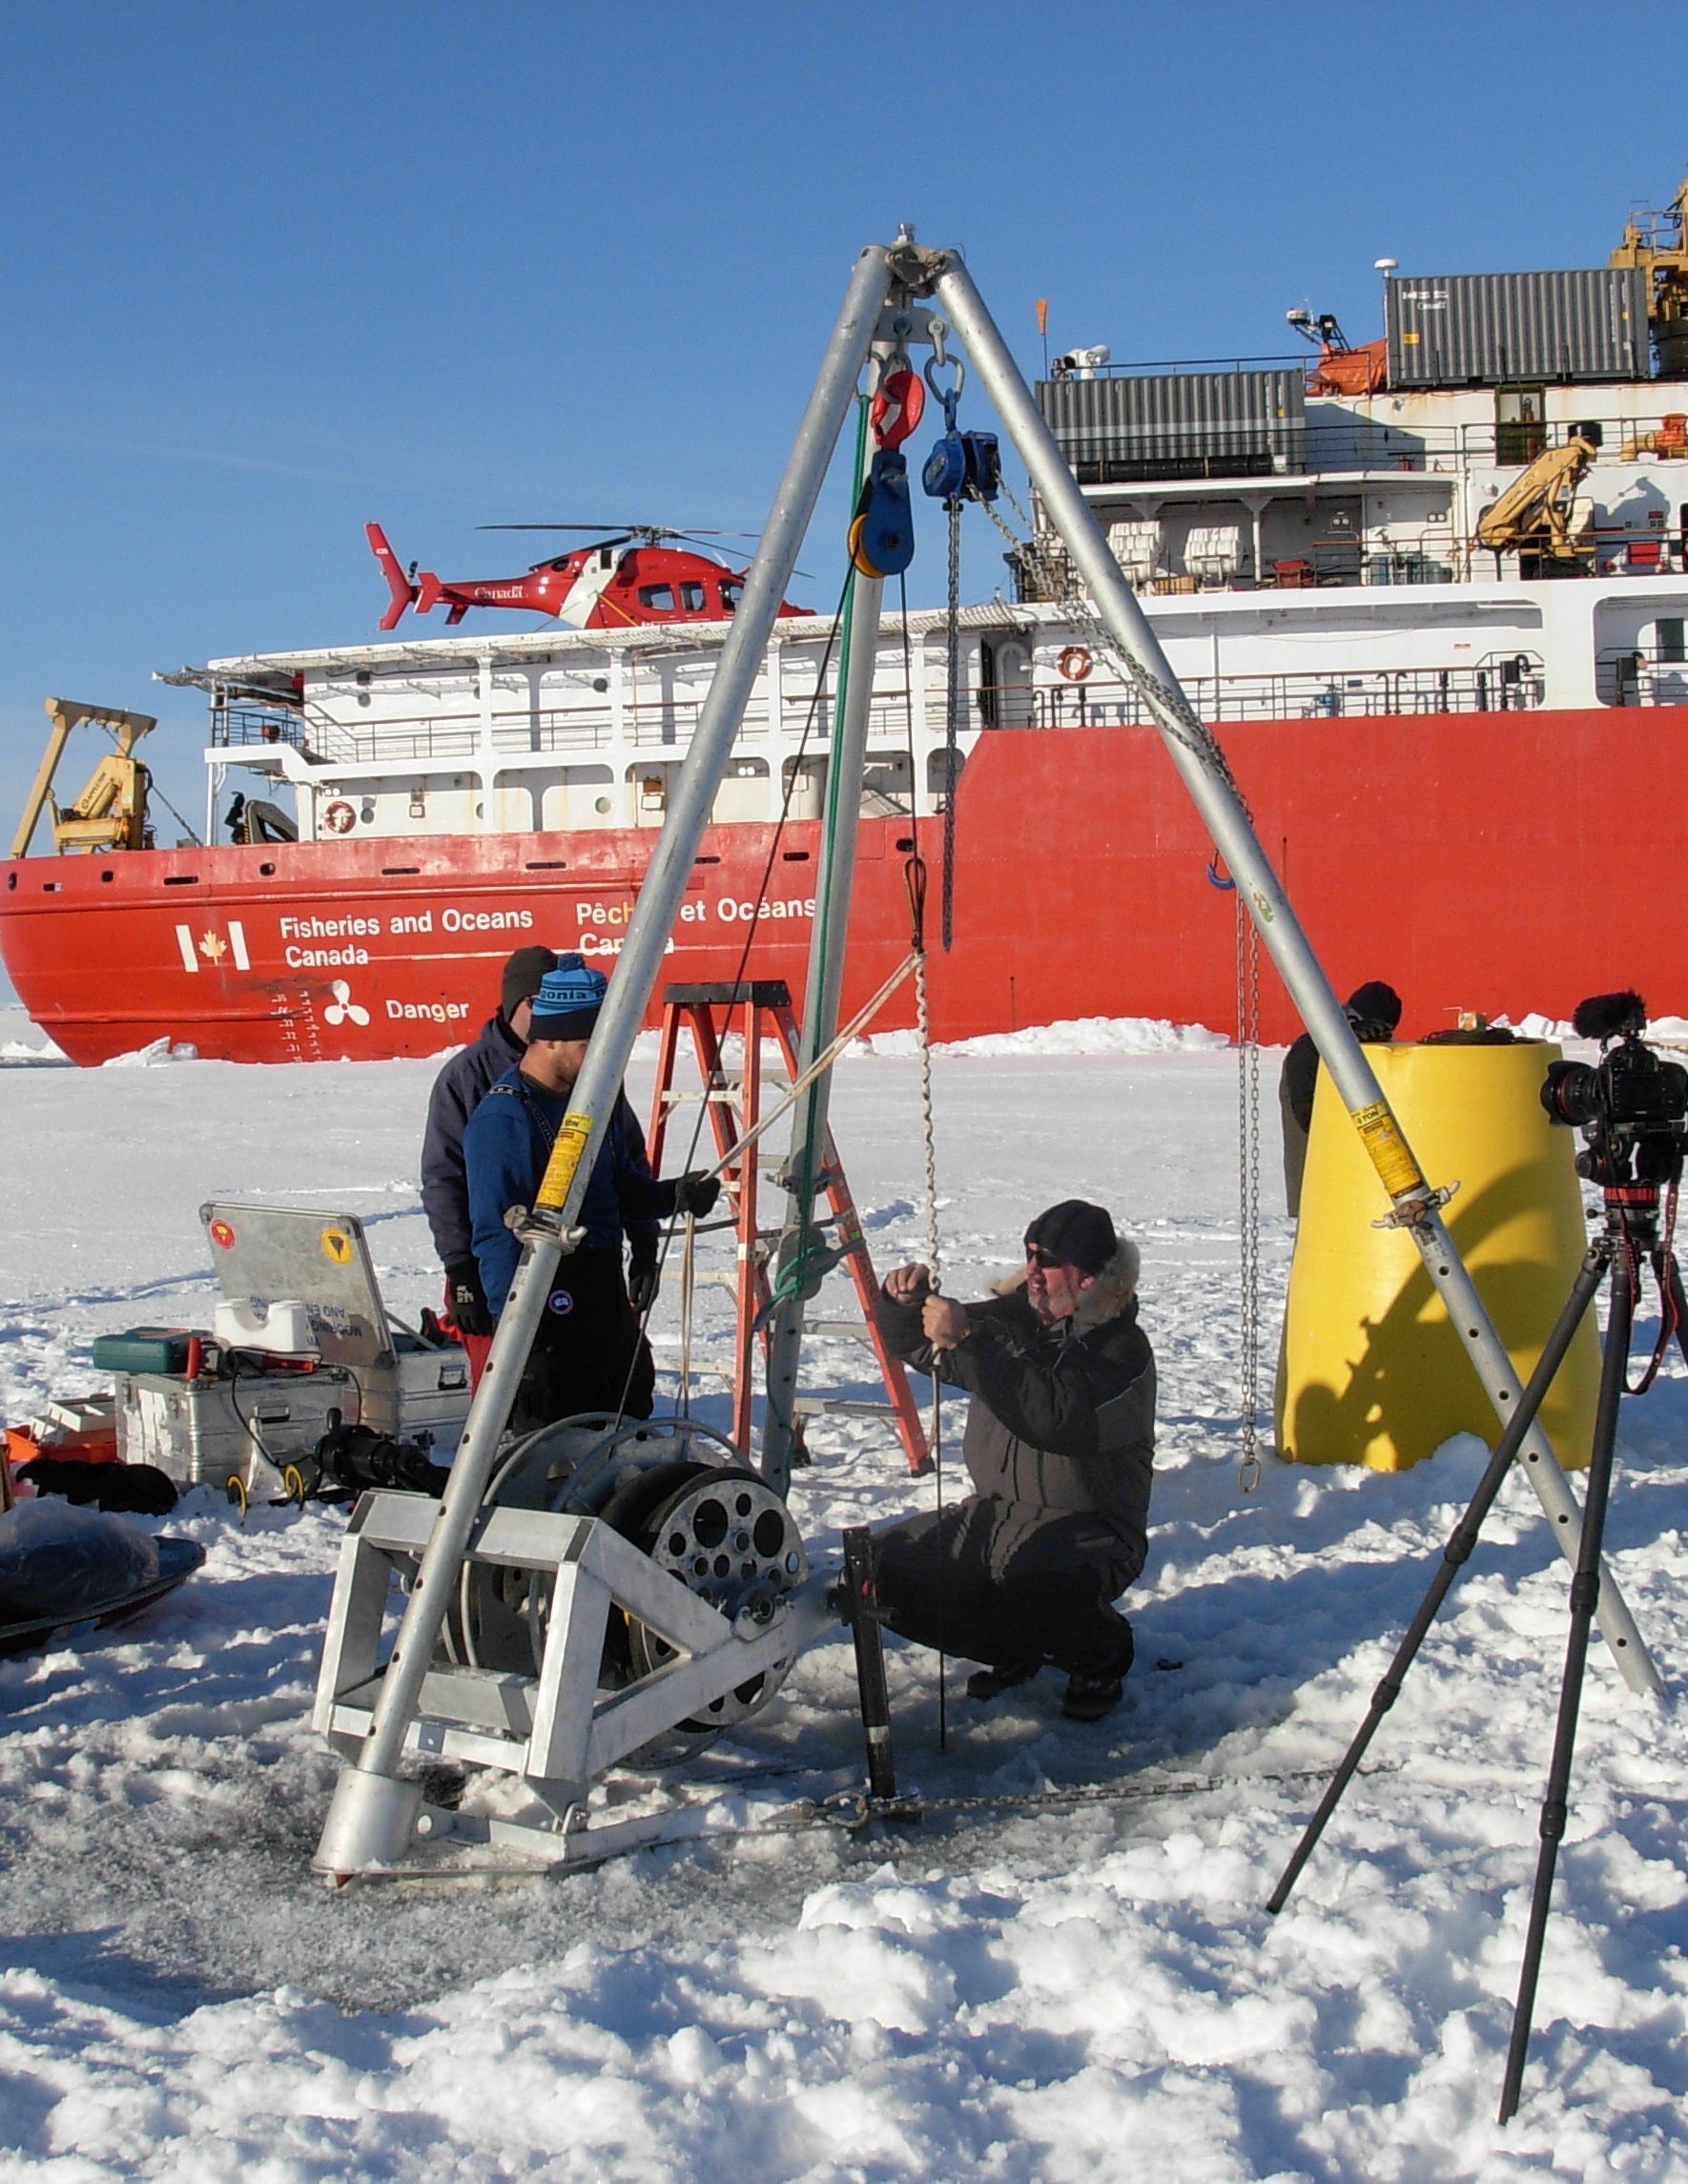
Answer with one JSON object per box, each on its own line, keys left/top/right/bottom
{"left": 92, "top": 1329, "right": 196, "bottom": 1376}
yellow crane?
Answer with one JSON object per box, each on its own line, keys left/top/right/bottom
{"left": 10, "top": 697, "right": 156, "bottom": 859}
{"left": 1475, "top": 435, "right": 1597, "bottom": 562}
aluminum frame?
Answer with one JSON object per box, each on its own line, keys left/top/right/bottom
{"left": 311, "top": 1488, "right": 827, "bottom": 1875}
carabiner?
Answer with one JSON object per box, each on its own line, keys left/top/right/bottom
{"left": 923, "top": 350, "right": 965, "bottom": 422}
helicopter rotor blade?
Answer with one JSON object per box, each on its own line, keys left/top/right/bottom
{"left": 477, "top": 524, "right": 766, "bottom": 542}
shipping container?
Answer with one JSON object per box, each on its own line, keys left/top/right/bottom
{"left": 1037, "top": 369, "right": 1306, "bottom": 484}
{"left": 1385, "top": 268, "right": 1649, "bottom": 389}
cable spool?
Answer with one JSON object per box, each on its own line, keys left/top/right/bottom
{"left": 444, "top": 1411, "right": 809, "bottom": 1761}
{"left": 1057, "top": 645, "right": 1093, "bottom": 682}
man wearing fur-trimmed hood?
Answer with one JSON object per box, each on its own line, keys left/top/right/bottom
{"left": 870, "top": 1199, "right": 1154, "bottom": 1722}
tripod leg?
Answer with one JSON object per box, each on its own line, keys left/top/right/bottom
{"left": 1267, "top": 1242, "right": 1611, "bottom": 1917}
{"left": 1498, "top": 1240, "right": 1634, "bottom": 2124}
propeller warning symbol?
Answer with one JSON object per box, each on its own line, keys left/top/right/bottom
{"left": 320, "top": 1227, "right": 354, "bottom": 1267}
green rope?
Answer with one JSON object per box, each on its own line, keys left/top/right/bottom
{"left": 777, "top": 393, "right": 873, "bottom": 1311}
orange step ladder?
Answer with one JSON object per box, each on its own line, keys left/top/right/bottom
{"left": 647, "top": 979, "right": 928, "bottom": 1474}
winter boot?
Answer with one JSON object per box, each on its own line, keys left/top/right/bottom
{"left": 966, "top": 1659, "right": 1041, "bottom": 1702}
{"left": 1060, "top": 1671, "right": 1125, "bottom": 1721}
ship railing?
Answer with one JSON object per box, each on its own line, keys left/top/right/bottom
{"left": 1033, "top": 510, "right": 1686, "bottom": 598}
{"left": 224, "top": 689, "right": 938, "bottom": 773}
{"left": 1059, "top": 411, "right": 1688, "bottom": 487}
{"left": 211, "top": 704, "right": 315, "bottom": 752}
{"left": 1596, "top": 639, "right": 1688, "bottom": 706}
{"left": 1017, "top": 655, "right": 1547, "bottom": 730}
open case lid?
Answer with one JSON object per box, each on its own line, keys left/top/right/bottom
{"left": 199, "top": 1203, "right": 394, "bottom": 1369}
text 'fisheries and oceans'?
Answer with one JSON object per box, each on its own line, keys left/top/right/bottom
{"left": 278, "top": 906, "right": 535, "bottom": 965}
{"left": 276, "top": 896, "right": 813, "bottom": 967}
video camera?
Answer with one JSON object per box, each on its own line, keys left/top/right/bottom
{"left": 1539, "top": 990, "right": 1688, "bottom": 1184}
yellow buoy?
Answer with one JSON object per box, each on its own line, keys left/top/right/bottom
{"left": 1276, "top": 1040, "right": 1598, "bottom": 1472}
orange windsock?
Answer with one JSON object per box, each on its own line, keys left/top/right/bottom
{"left": 1036, "top": 298, "right": 1049, "bottom": 337}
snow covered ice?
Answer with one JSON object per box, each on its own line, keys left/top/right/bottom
{"left": 1, "top": 1002, "right": 1686, "bottom": 2181}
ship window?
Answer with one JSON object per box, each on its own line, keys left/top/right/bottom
{"left": 1496, "top": 385, "right": 1547, "bottom": 466}
{"left": 1659, "top": 618, "right": 1686, "bottom": 663}
{"left": 720, "top": 580, "right": 742, "bottom": 613}
{"left": 678, "top": 582, "right": 707, "bottom": 612}
{"left": 638, "top": 584, "right": 676, "bottom": 613}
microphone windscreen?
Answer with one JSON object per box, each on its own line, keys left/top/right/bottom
{"left": 1572, "top": 990, "right": 1645, "bottom": 1040}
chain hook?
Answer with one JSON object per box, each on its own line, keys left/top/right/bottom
{"left": 923, "top": 332, "right": 964, "bottom": 422}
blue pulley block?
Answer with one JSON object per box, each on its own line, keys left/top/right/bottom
{"left": 962, "top": 431, "right": 1001, "bottom": 503}
{"left": 922, "top": 433, "right": 968, "bottom": 503}
{"left": 852, "top": 449, "right": 915, "bottom": 577}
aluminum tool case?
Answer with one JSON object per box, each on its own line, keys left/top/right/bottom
{"left": 113, "top": 1203, "right": 471, "bottom": 1496}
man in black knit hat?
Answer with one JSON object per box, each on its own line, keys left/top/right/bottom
{"left": 421, "top": 943, "right": 558, "bottom": 1381}
{"left": 870, "top": 1199, "right": 1155, "bottom": 1722}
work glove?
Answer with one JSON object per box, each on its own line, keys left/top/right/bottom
{"left": 628, "top": 1258, "right": 661, "bottom": 1315}
{"left": 671, "top": 1170, "right": 721, "bottom": 1221}
{"left": 443, "top": 1258, "right": 495, "bottom": 1340}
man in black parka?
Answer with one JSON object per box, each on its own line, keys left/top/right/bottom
{"left": 872, "top": 1199, "right": 1155, "bottom": 1721}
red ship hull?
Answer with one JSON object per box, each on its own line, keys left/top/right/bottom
{"left": 4, "top": 711, "right": 1683, "bottom": 1063}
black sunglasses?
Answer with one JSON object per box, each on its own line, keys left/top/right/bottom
{"left": 1025, "top": 1243, "right": 1061, "bottom": 1268}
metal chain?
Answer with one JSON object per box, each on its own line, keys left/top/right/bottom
{"left": 914, "top": 948, "right": 941, "bottom": 1286}
{"left": 941, "top": 499, "right": 962, "bottom": 952}
{"left": 676, "top": 1212, "right": 696, "bottom": 1420}
{"left": 1237, "top": 898, "right": 1263, "bottom": 1493}
{"left": 914, "top": 940, "right": 947, "bottom": 1748}
{"left": 975, "top": 493, "right": 1243, "bottom": 793}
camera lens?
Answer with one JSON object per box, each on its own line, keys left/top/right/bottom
{"left": 1541, "top": 1060, "right": 1601, "bottom": 1128}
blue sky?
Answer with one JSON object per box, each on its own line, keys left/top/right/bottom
{"left": 3, "top": 0, "right": 1685, "bottom": 840}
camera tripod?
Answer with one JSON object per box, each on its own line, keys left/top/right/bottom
{"left": 1266, "top": 1157, "right": 1687, "bottom": 2125}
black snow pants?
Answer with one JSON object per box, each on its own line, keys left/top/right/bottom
{"left": 508, "top": 1246, "right": 655, "bottom": 1437}
{"left": 873, "top": 1497, "right": 1137, "bottom": 1679}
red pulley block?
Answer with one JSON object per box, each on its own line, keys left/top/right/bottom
{"left": 871, "top": 369, "right": 924, "bottom": 451}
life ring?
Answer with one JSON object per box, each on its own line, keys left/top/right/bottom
{"left": 321, "top": 799, "right": 357, "bottom": 835}
{"left": 1057, "top": 646, "right": 1093, "bottom": 683}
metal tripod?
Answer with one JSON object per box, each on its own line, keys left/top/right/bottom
{"left": 311, "top": 229, "right": 1660, "bottom": 1883}
{"left": 1266, "top": 1159, "right": 1687, "bottom": 2124}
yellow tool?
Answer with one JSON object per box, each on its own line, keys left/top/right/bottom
{"left": 10, "top": 697, "right": 157, "bottom": 858}
{"left": 1475, "top": 437, "right": 1597, "bottom": 561}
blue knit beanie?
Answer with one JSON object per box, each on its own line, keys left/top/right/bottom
{"left": 528, "top": 954, "right": 607, "bottom": 1039}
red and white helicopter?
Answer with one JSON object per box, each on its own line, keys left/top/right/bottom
{"left": 366, "top": 522, "right": 811, "bottom": 631}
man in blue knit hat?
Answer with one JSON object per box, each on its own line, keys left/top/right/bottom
{"left": 422, "top": 942, "right": 558, "bottom": 1382}
{"left": 463, "top": 956, "right": 718, "bottom": 1433}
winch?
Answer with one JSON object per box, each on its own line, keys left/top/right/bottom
{"left": 313, "top": 1411, "right": 824, "bottom": 1873}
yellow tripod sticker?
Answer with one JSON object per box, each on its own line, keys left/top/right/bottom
{"left": 536, "top": 1110, "right": 595, "bottom": 1213}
